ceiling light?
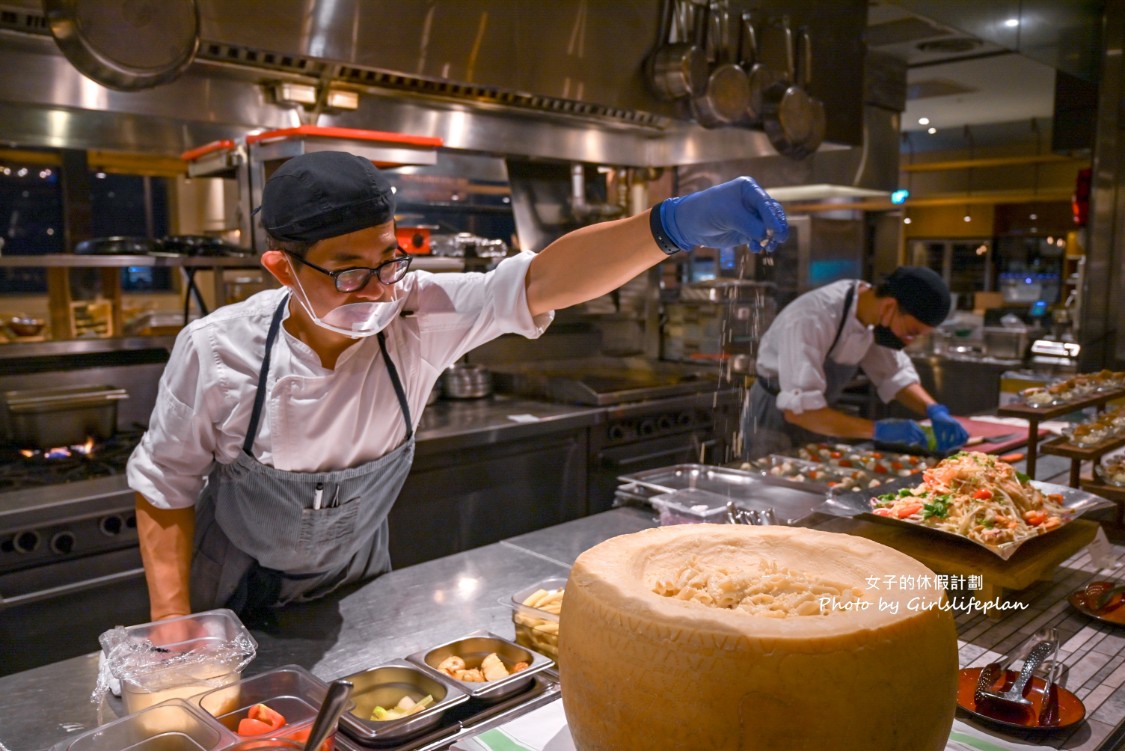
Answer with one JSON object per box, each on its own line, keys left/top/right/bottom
{"left": 272, "top": 82, "right": 318, "bottom": 107}
{"left": 1004, "top": 18, "right": 1020, "bottom": 28}
{"left": 903, "top": 216, "right": 912, "bottom": 225}
{"left": 918, "top": 117, "right": 930, "bottom": 126}
{"left": 928, "top": 127, "right": 937, "bottom": 134}
{"left": 325, "top": 88, "right": 359, "bottom": 110}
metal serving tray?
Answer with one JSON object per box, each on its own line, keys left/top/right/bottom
{"left": 823, "top": 477, "right": 1114, "bottom": 560}
{"left": 338, "top": 660, "right": 469, "bottom": 745}
{"left": 616, "top": 464, "right": 827, "bottom": 526}
{"left": 333, "top": 674, "right": 560, "bottom": 751}
{"left": 406, "top": 631, "right": 553, "bottom": 703}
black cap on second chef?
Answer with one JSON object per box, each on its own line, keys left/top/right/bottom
{"left": 259, "top": 151, "right": 395, "bottom": 243}
{"left": 884, "top": 266, "right": 951, "bottom": 327}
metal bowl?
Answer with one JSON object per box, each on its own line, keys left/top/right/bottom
{"left": 442, "top": 364, "right": 492, "bottom": 399}
{"left": 337, "top": 661, "right": 467, "bottom": 744}
{"left": 408, "top": 631, "right": 553, "bottom": 702}
{"left": 8, "top": 316, "right": 45, "bottom": 337}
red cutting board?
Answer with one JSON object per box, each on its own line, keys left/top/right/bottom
{"left": 953, "top": 417, "right": 1047, "bottom": 455}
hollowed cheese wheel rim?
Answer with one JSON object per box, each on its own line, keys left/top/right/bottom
{"left": 559, "top": 524, "right": 959, "bottom": 751}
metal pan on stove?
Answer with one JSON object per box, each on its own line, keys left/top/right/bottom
{"left": 75, "top": 236, "right": 157, "bottom": 255}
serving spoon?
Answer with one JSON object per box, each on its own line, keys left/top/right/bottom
{"left": 304, "top": 679, "right": 353, "bottom": 751}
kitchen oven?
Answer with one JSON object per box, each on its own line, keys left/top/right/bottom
{"left": 0, "top": 345, "right": 167, "bottom": 676}
{"left": 588, "top": 390, "right": 741, "bottom": 513}
{"left": 489, "top": 358, "right": 742, "bottom": 514}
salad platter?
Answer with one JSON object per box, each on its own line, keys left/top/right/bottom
{"left": 822, "top": 451, "right": 1113, "bottom": 560}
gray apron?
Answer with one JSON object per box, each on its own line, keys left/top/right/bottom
{"left": 743, "top": 284, "right": 858, "bottom": 460}
{"left": 190, "top": 295, "right": 416, "bottom": 614}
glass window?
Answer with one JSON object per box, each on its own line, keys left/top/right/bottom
{"left": 90, "top": 172, "right": 172, "bottom": 292}
{"left": 0, "top": 159, "right": 64, "bottom": 293}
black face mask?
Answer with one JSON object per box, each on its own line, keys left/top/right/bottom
{"left": 873, "top": 325, "right": 906, "bottom": 350}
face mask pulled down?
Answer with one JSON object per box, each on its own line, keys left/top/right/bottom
{"left": 286, "top": 260, "right": 406, "bottom": 338}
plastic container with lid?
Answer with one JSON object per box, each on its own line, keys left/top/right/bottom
{"left": 506, "top": 577, "right": 566, "bottom": 661}
{"left": 97, "top": 609, "right": 258, "bottom": 715}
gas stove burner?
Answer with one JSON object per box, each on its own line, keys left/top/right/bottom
{"left": 19, "top": 437, "right": 97, "bottom": 460}
{"left": 0, "top": 430, "right": 144, "bottom": 492}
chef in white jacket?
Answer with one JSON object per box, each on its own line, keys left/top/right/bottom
{"left": 742, "top": 267, "right": 969, "bottom": 460}
{"left": 127, "top": 151, "right": 789, "bottom": 625}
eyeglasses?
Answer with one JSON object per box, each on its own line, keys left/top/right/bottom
{"left": 282, "top": 247, "right": 413, "bottom": 293}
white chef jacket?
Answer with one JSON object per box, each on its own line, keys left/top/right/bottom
{"left": 127, "top": 251, "right": 552, "bottom": 510}
{"left": 755, "top": 280, "right": 920, "bottom": 414}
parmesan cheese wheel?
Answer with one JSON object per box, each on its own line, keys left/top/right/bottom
{"left": 559, "top": 524, "right": 958, "bottom": 751}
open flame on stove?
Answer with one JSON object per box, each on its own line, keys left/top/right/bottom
{"left": 20, "top": 436, "right": 98, "bottom": 460}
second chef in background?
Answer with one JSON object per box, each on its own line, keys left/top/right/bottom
{"left": 742, "top": 266, "right": 969, "bottom": 460}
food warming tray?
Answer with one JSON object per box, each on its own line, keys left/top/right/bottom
{"left": 616, "top": 464, "right": 827, "bottom": 526}
{"left": 822, "top": 476, "right": 1114, "bottom": 560}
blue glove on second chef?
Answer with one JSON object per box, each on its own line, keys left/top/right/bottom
{"left": 927, "top": 404, "right": 969, "bottom": 452}
{"left": 654, "top": 177, "right": 788, "bottom": 254}
{"left": 874, "top": 419, "right": 929, "bottom": 449}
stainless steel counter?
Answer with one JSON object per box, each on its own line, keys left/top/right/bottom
{"left": 414, "top": 395, "right": 603, "bottom": 448}
{"left": 0, "top": 507, "right": 653, "bottom": 751}
{"left": 4, "top": 504, "right": 1123, "bottom": 751}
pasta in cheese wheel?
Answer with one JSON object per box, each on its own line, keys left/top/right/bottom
{"left": 559, "top": 524, "right": 958, "bottom": 751}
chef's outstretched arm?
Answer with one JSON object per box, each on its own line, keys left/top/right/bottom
{"left": 135, "top": 492, "right": 195, "bottom": 622}
{"left": 526, "top": 177, "right": 787, "bottom": 316}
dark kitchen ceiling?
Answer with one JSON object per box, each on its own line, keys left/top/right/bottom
{"left": 868, "top": 0, "right": 1102, "bottom": 153}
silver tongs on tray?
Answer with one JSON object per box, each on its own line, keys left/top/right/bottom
{"left": 976, "top": 627, "right": 1058, "bottom": 712}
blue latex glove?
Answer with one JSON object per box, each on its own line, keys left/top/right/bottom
{"left": 927, "top": 404, "right": 969, "bottom": 452}
{"left": 874, "top": 419, "right": 929, "bottom": 448}
{"left": 660, "top": 177, "right": 788, "bottom": 253}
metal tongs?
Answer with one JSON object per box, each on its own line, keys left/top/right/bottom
{"left": 1036, "top": 659, "right": 1067, "bottom": 728}
{"left": 726, "top": 501, "right": 776, "bottom": 526}
{"left": 975, "top": 627, "right": 1059, "bottom": 713}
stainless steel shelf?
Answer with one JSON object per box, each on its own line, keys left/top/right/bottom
{"left": 0, "top": 255, "right": 464, "bottom": 272}
{"left": 0, "top": 254, "right": 260, "bottom": 268}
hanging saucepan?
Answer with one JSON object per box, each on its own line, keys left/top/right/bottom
{"left": 760, "top": 17, "right": 817, "bottom": 160}
{"left": 739, "top": 12, "right": 777, "bottom": 127}
{"left": 796, "top": 26, "right": 827, "bottom": 157}
{"left": 648, "top": 0, "right": 709, "bottom": 100}
{"left": 74, "top": 236, "right": 157, "bottom": 255}
{"left": 691, "top": 2, "right": 750, "bottom": 128}
{"left": 43, "top": 0, "right": 200, "bottom": 91}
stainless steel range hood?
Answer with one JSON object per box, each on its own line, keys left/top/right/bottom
{"left": 0, "top": 0, "right": 880, "bottom": 174}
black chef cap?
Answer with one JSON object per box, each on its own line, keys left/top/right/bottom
{"left": 259, "top": 151, "right": 395, "bottom": 243}
{"left": 884, "top": 266, "right": 951, "bottom": 327}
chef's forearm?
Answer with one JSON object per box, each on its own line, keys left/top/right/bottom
{"left": 782, "top": 407, "right": 879, "bottom": 440}
{"left": 135, "top": 492, "right": 195, "bottom": 621}
{"left": 893, "top": 383, "right": 936, "bottom": 415}
{"left": 525, "top": 211, "right": 667, "bottom": 316}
